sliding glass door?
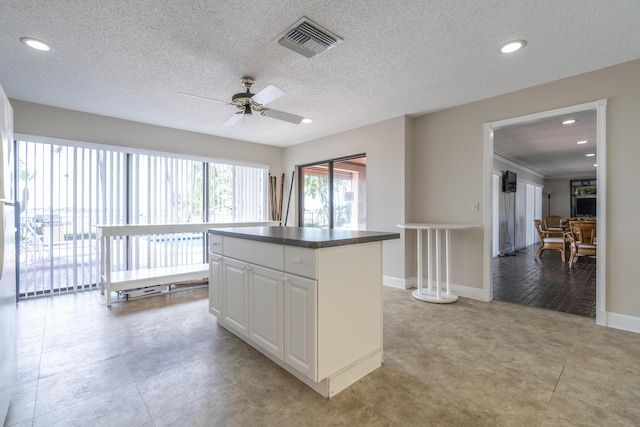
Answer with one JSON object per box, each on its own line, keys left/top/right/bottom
{"left": 300, "top": 163, "right": 330, "bottom": 228}
{"left": 298, "top": 155, "right": 366, "bottom": 230}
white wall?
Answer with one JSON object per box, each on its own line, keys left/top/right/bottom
{"left": 542, "top": 178, "right": 571, "bottom": 219}
{"left": 411, "top": 110, "right": 485, "bottom": 290}
{"left": 412, "top": 59, "right": 640, "bottom": 319}
{"left": 10, "top": 100, "right": 284, "bottom": 173}
{"left": 283, "top": 116, "right": 409, "bottom": 283}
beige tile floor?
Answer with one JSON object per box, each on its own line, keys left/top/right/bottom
{"left": 5, "top": 286, "right": 640, "bottom": 426}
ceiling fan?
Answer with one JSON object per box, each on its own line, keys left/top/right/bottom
{"left": 181, "top": 77, "right": 306, "bottom": 127}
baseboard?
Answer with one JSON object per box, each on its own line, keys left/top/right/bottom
{"left": 383, "top": 275, "right": 413, "bottom": 289}
{"left": 606, "top": 311, "right": 640, "bottom": 334}
{"left": 451, "top": 284, "right": 490, "bottom": 302}
{"left": 384, "top": 276, "right": 487, "bottom": 301}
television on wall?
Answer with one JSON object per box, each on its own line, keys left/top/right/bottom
{"left": 576, "top": 197, "right": 596, "bottom": 217}
{"left": 502, "top": 171, "right": 517, "bottom": 193}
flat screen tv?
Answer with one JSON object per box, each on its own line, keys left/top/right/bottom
{"left": 502, "top": 171, "right": 517, "bottom": 193}
{"left": 576, "top": 197, "right": 596, "bottom": 217}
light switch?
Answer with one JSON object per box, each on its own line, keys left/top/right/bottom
{"left": 471, "top": 201, "right": 479, "bottom": 212}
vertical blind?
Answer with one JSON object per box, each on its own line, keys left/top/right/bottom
{"left": 17, "top": 140, "right": 267, "bottom": 297}
{"left": 494, "top": 176, "right": 542, "bottom": 256}
{"left": 514, "top": 180, "right": 543, "bottom": 250}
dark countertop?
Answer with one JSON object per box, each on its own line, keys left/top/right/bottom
{"left": 208, "top": 226, "right": 400, "bottom": 249}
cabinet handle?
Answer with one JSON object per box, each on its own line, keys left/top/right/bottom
{"left": 293, "top": 258, "right": 302, "bottom": 264}
{"left": 283, "top": 276, "right": 289, "bottom": 282}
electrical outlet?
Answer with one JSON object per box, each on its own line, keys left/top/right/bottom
{"left": 471, "top": 201, "right": 479, "bottom": 212}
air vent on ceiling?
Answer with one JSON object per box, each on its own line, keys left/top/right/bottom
{"left": 275, "top": 17, "right": 342, "bottom": 58}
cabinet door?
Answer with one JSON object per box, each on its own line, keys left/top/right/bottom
{"left": 248, "top": 264, "right": 283, "bottom": 359}
{"left": 208, "top": 255, "right": 222, "bottom": 317}
{"left": 222, "top": 257, "right": 249, "bottom": 337}
{"left": 283, "top": 274, "right": 317, "bottom": 381}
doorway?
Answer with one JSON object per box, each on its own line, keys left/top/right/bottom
{"left": 483, "top": 100, "right": 607, "bottom": 325}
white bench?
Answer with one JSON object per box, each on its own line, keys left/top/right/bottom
{"left": 96, "top": 221, "right": 278, "bottom": 306}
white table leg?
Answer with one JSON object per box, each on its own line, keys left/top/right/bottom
{"left": 446, "top": 228, "right": 451, "bottom": 296}
{"left": 427, "top": 229, "right": 432, "bottom": 292}
{"left": 412, "top": 227, "right": 458, "bottom": 304}
{"left": 99, "top": 235, "right": 105, "bottom": 295}
{"left": 436, "top": 229, "right": 441, "bottom": 300}
{"left": 106, "top": 236, "right": 112, "bottom": 307}
{"left": 416, "top": 229, "right": 422, "bottom": 294}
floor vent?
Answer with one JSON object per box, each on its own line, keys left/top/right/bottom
{"left": 275, "top": 17, "right": 342, "bottom": 58}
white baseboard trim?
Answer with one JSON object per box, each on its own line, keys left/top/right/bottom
{"left": 451, "top": 284, "right": 490, "bottom": 302}
{"left": 383, "top": 275, "right": 413, "bottom": 289}
{"left": 606, "top": 311, "right": 640, "bottom": 334}
{"left": 383, "top": 276, "right": 488, "bottom": 301}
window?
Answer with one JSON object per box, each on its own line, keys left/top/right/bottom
{"left": 16, "top": 139, "right": 267, "bottom": 297}
{"left": 298, "top": 154, "right": 366, "bottom": 229}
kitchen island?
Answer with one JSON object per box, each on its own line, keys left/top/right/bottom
{"left": 207, "top": 226, "right": 399, "bottom": 397}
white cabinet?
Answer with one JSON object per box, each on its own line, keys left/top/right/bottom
{"left": 208, "top": 254, "right": 222, "bottom": 317}
{"left": 214, "top": 251, "right": 317, "bottom": 379}
{"left": 208, "top": 231, "right": 385, "bottom": 398}
{"left": 283, "top": 273, "right": 317, "bottom": 381}
{"left": 222, "top": 257, "right": 249, "bottom": 337}
{"left": 248, "top": 264, "right": 284, "bottom": 359}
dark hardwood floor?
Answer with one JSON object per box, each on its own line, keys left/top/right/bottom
{"left": 492, "top": 244, "right": 596, "bottom": 317}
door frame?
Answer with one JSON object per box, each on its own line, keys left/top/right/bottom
{"left": 482, "top": 99, "right": 607, "bottom": 326}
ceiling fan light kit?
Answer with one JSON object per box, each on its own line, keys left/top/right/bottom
{"left": 180, "top": 74, "right": 312, "bottom": 126}
{"left": 220, "top": 76, "right": 306, "bottom": 127}
{"left": 180, "top": 76, "right": 308, "bottom": 127}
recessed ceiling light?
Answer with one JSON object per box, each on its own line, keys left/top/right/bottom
{"left": 301, "top": 118, "right": 313, "bottom": 124}
{"left": 593, "top": 164, "right": 598, "bottom": 167}
{"left": 585, "top": 153, "right": 595, "bottom": 157}
{"left": 500, "top": 40, "right": 526, "bottom": 54}
{"left": 20, "top": 37, "right": 51, "bottom": 51}
{"left": 562, "top": 119, "right": 576, "bottom": 125}
{"left": 577, "top": 140, "right": 588, "bottom": 144}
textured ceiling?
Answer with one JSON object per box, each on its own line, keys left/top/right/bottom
{"left": 0, "top": 0, "right": 639, "bottom": 149}
{"left": 495, "top": 110, "right": 597, "bottom": 178}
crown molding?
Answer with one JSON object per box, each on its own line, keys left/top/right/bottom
{"left": 493, "top": 149, "right": 546, "bottom": 178}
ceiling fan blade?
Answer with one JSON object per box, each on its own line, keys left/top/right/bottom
{"left": 252, "top": 85, "right": 285, "bottom": 105}
{"left": 223, "top": 112, "right": 244, "bottom": 127}
{"left": 262, "top": 109, "right": 304, "bottom": 124}
{"left": 178, "top": 92, "right": 227, "bottom": 104}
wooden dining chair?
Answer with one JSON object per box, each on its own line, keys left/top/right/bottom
{"left": 544, "top": 215, "right": 563, "bottom": 230}
{"left": 534, "top": 219, "right": 569, "bottom": 262}
{"left": 568, "top": 220, "right": 597, "bottom": 267}
{"left": 544, "top": 215, "right": 565, "bottom": 237}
